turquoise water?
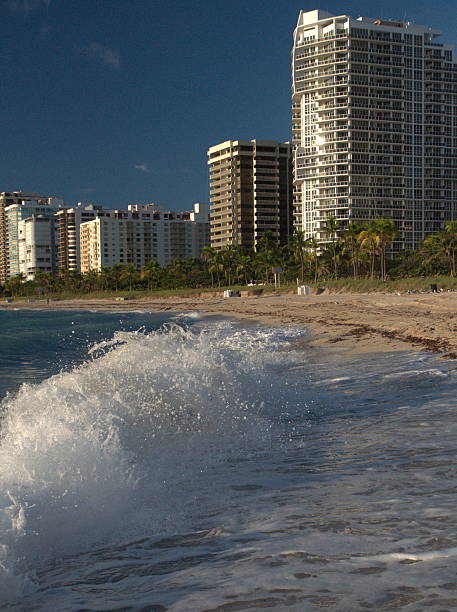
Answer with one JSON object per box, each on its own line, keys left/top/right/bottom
{"left": 1, "top": 309, "right": 457, "bottom": 611}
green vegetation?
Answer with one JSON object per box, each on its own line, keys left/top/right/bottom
{"left": 2, "top": 219, "right": 457, "bottom": 299}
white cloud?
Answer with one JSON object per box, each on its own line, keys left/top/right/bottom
{"left": 134, "top": 164, "right": 151, "bottom": 173}
{"left": 82, "top": 42, "right": 121, "bottom": 70}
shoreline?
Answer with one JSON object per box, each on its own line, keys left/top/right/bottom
{"left": 2, "top": 291, "right": 457, "bottom": 357}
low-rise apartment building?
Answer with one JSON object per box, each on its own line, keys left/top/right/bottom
{"left": 80, "top": 203, "right": 209, "bottom": 273}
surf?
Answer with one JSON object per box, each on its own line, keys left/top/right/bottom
{"left": 0, "top": 319, "right": 304, "bottom": 602}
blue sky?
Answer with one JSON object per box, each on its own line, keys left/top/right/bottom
{"left": 2, "top": 0, "right": 456, "bottom": 210}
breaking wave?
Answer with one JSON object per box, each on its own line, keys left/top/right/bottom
{"left": 0, "top": 320, "right": 305, "bottom": 602}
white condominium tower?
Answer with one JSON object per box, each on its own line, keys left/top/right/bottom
{"left": 292, "top": 10, "right": 457, "bottom": 250}
{"left": 18, "top": 216, "right": 56, "bottom": 280}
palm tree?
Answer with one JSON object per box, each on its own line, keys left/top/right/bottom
{"left": 185, "top": 257, "right": 207, "bottom": 288}
{"left": 5, "top": 273, "right": 26, "bottom": 297}
{"left": 236, "top": 254, "right": 252, "bottom": 286}
{"left": 255, "top": 230, "right": 280, "bottom": 284}
{"left": 341, "top": 222, "right": 366, "bottom": 280}
{"left": 201, "top": 246, "right": 217, "bottom": 288}
{"left": 306, "top": 236, "right": 320, "bottom": 283}
{"left": 421, "top": 223, "right": 457, "bottom": 278}
{"left": 83, "top": 269, "right": 100, "bottom": 293}
{"left": 322, "top": 215, "right": 340, "bottom": 279}
{"left": 33, "top": 270, "right": 46, "bottom": 294}
{"left": 254, "top": 249, "right": 275, "bottom": 284}
{"left": 220, "top": 246, "right": 237, "bottom": 286}
{"left": 442, "top": 220, "right": 457, "bottom": 276}
{"left": 290, "top": 231, "right": 308, "bottom": 284}
{"left": 210, "top": 258, "right": 223, "bottom": 287}
{"left": 166, "top": 259, "right": 184, "bottom": 288}
{"left": 421, "top": 233, "right": 448, "bottom": 275}
{"left": 256, "top": 230, "right": 279, "bottom": 255}
{"left": 111, "top": 264, "right": 124, "bottom": 291}
{"left": 371, "top": 219, "right": 398, "bottom": 281}
{"left": 40, "top": 271, "right": 56, "bottom": 294}
{"left": 99, "top": 266, "right": 112, "bottom": 291}
{"left": 56, "top": 267, "right": 70, "bottom": 292}
{"left": 358, "top": 223, "right": 379, "bottom": 280}
{"left": 59, "top": 269, "right": 81, "bottom": 293}
{"left": 141, "top": 260, "right": 159, "bottom": 291}
{"left": 120, "top": 263, "right": 137, "bottom": 291}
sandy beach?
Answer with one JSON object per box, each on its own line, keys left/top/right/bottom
{"left": 3, "top": 291, "right": 457, "bottom": 357}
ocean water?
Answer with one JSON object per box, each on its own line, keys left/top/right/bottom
{"left": 1, "top": 310, "right": 457, "bottom": 611}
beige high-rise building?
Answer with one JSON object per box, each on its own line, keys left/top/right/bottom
{"left": 207, "top": 140, "right": 293, "bottom": 251}
{"left": 55, "top": 203, "right": 107, "bottom": 272}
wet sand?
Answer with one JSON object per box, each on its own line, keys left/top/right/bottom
{"left": 3, "top": 291, "right": 457, "bottom": 357}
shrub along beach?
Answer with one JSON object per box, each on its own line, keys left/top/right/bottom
{"left": 2, "top": 217, "right": 457, "bottom": 300}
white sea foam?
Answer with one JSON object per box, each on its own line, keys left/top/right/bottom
{"left": 0, "top": 321, "right": 303, "bottom": 601}
{"left": 319, "top": 376, "right": 352, "bottom": 384}
{"left": 4, "top": 314, "right": 455, "bottom": 610}
{"left": 173, "top": 311, "right": 205, "bottom": 320}
{"left": 383, "top": 368, "right": 447, "bottom": 380}
{"left": 355, "top": 547, "right": 457, "bottom": 563}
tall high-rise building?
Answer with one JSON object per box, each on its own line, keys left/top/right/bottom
{"left": 292, "top": 10, "right": 457, "bottom": 250}
{"left": 207, "top": 140, "right": 293, "bottom": 251}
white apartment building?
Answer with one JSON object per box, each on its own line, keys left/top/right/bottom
{"left": 80, "top": 203, "right": 209, "bottom": 273}
{"left": 0, "top": 192, "right": 63, "bottom": 282}
{"left": 18, "top": 215, "right": 55, "bottom": 280}
{"left": 5, "top": 197, "right": 64, "bottom": 278}
{"left": 292, "top": 10, "right": 457, "bottom": 250}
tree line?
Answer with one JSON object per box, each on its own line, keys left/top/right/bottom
{"left": 2, "top": 216, "right": 457, "bottom": 297}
